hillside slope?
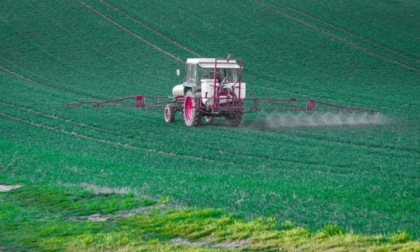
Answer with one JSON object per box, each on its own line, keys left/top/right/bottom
{"left": 1, "top": 0, "right": 419, "bottom": 238}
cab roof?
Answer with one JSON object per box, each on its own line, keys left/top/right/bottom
{"left": 186, "top": 58, "right": 240, "bottom": 69}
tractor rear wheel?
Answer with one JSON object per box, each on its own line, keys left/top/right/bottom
{"left": 183, "top": 91, "right": 201, "bottom": 127}
{"left": 164, "top": 104, "right": 175, "bottom": 123}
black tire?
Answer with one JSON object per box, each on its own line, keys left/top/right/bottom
{"left": 183, "top": 91, "right": 201, "bottom": 127}
{"left": 164, "top": 104, "right": 175, "bottom": 123}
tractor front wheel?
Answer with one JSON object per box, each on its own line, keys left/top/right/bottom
{"left": 164, "top": 104, "right": 175, "bottom": 123}
{"left": 183, "top": 91, "right": 201, "bottom": 127}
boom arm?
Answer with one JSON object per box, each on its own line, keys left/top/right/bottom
{"left": 62, "top": 96, "right": 378, "bottom": 113}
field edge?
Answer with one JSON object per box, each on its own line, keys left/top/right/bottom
{"left": 0, "top": 178, "right": 418, "bottom": 251}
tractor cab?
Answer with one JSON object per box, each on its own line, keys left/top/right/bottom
{"left": 172, "top": 58, "right": 244, "bottom": 99}
{"left": 182, "top": 58, "right": 241, "bottom": 91}
{"left": 170, "top": 57, "right": 246, "bottom": 126}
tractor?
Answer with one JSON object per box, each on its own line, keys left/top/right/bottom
{"left": 63, "top": 56, "right": 378, "bottom": 127}
{"left": 165, "top": 57, "right": 245, "bottom": 127}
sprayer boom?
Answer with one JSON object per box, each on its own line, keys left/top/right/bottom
{"left": 63, "top": 56, "right": 378, "bottom": 127}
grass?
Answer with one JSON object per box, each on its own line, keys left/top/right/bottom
{"left": 0, "top": 0, "right": 419, "bottom": 248}
{"left": 0, "top": 180, "right": 418, "bottom": 251}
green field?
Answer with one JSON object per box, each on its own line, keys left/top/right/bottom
{"left": 1, "top": 0, "right": 419, "bottom": 250}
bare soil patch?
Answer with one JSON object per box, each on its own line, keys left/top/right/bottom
{"left": 0, "top": 184, "right": 23, "bottom": 192}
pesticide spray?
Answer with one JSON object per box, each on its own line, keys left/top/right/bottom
{"left": 244, "top": 111, "right": 390, "bottom": 129}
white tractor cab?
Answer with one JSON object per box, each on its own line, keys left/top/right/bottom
{"left": 167, "top": 57, "right": 246, "bottom": 127}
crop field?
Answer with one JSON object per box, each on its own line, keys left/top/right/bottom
{"left": 1, "top": 0, "right": 419, "bottom": 250}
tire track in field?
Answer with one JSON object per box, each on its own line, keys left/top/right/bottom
{"left": 287, "top": 131, "right": 419, "bottom": 157}
{"left": 99, "top": 0, "right": 202, "bottom": 57}
{"left": 1, "top": 101, "right": 282, "bottom": 167}
{"left": 228, "top": 127, "right": 419, "bottom": 165}
{"left": 86, "top": 1, "right": 409, "bottom": 112}
{"left": 94, "top": 0, "right": 417, "bottom": 113}
{"left": 1, "top": 62, "right": 407, "bottom": 165}
{"left": 0, "top": 100, "right": 174, "bottom": 148}
{"left": 94, "top": 1, "right": 294, "bottom": 96}
{"left": 78, "top": 0, "right": 184, "bottom": 63}
{"left": 91, "top": 0, "right": 363, "bottom": 104}
{"left": 0, "top": 100, "right": 366, "bottom": 174}
{"left": 1, "top": 105, "right": 413, "bottom": 179}
{"left": 0, "top": 104, "right": 362, "bottom": 180}
{"left": 93, "top": 0, "right": 310, "bottom": 96}
{"left": 2, "top": 5, "right": 407, "bottom": 165}
{"left": 240, "top": 116, "right": 420, "bottom": 155}
{"left": 76, "top": 0, "right": 350, "bottom": 106}
{"left": 0, "top": 100, "right": 130, "bottom": 135}
{"left": 75, "top": 1, "right": 298, "bottom": 97}
{"left": 0, "top": 103, "right": 350, "bottom": 175}
{"left": 0, "top": 65, "right": 82, "bottom": 98}
{"left": 73, "top": 1, "right": 325, "bottom": 101}
{"left": 5, "top": 88, "right": 410, "bottom": 179}
{"left": 1, "top": 5, "right": 412, "bottom": 175}
{"left": 0, "top": 110, "right": 221, "bottom": 163}
{"left": 0, "top": 63, "right": 408, "bottom": 159}
{"left": 273, "top": 0, "right": 420, "bottom": 64}
{"left": 0, "top": 101, "right": 331, "bottom": 172}
{"left": 218, "top": 118, "right": 419, "bottom": 158}
{"left": 29, "top": 2, "right": 135, "bottom": 77}
{"left": 252, "top": 0, "right": 420, "bottom": 71}
{"left": 0, "top": 64, "right": 105, "bottom": 101}
{"left": 243, "top": 74, "right": 401, "bottom": 112}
